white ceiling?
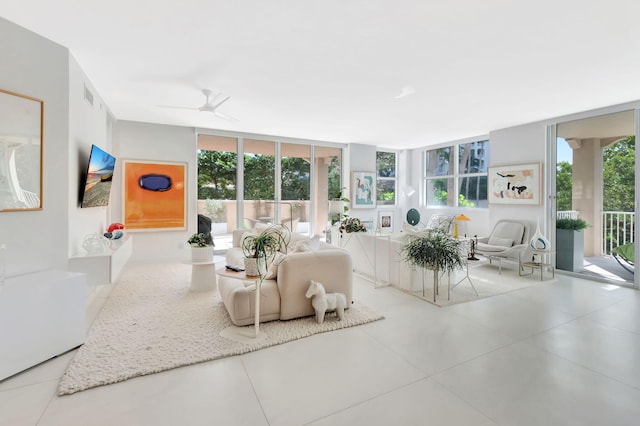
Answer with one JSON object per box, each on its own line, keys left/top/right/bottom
{"left": 2, "top": 0, "right": 639, "bottom": 149}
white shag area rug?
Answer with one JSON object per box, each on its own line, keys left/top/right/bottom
{"left": 396, "top": 262, "right": 557, "bottom": 307}
{"left": 58, "top": 262, "right": 384, "bottom": 396}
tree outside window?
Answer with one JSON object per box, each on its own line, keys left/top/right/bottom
{"left": 424, "top": 140, "right": 489, "bottom": 208}
{"left": 376, "top": 151, "right": 396, "bottom": 205}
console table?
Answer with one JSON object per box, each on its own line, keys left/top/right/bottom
{"left": 1, "top": 270, "right": 86, "bottom": 380}
{"left": 68, "top": 235, "right": 132, "bottom": 288}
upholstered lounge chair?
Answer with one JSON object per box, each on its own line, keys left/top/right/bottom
{"left": 475, "top": 219, "right": 533, "bottom": 273}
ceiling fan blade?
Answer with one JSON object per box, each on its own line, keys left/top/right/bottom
{"left": 209, "top": 94, "right": 230, "bottom": 110}
{"left": 157, "top": 104, "right": 200, "bottom": 110}
{"left": 213, "top": 111, "right": 238, "bottom": 122}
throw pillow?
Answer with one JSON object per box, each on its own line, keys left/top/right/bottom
{"left": 294, "top": 241, "right": 312, "bottom": 252}
{"left": 263, "top": 252, "right": 286, "bottom": 279}
{"left": 487, "top": 236, "right": 514, "bottom": 247}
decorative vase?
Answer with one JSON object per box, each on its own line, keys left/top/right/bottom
{"left": 529, "top": 222, "right": 550, "bottom": 251}
{"left": 191, "top": 245, "right": 213, "bottom": 263}
{"left": 244, "top": 257, "right": 260, "bottom": 277}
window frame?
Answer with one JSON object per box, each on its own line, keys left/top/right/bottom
{"left": 422, "top": 138, "right": 489, "bottom": 209}
{"left": 376, "top": 150, "right": 397, "bottom": 206}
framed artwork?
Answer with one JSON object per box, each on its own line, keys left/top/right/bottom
{"left": 0, "top": 89, "right": 44, "bottom": 212}
{"left": 352, "top": 171, "right": 376, "bottom": 208}
{"left": 488, "top": 163, "right": 541, "bottom": 205}
{"left": 123, "top": 160, "right": 187, "bottom": 230}
{"left": 378, "top": 211, "right": 394, "bottom": 233}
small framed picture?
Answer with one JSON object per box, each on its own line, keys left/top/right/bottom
{"left": 378, "top": 211, "right": 394, "bottom": 233}
{"left": 352, "top": 171, "right": 376, "bottom": 208}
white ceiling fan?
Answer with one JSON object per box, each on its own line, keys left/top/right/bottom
{"left": 158, "top": 89, "right": 237, "bottom": 121}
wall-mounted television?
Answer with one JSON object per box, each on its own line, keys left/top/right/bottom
{"left": 80, "top": 144, "right": 116, "bottom": 208}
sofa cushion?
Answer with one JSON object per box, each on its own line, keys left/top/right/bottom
{"left": 218, "top": 277, "right": 280, "bottom": 326}
{"left": 487, "top": 236, "right": 514, "bottom": 247}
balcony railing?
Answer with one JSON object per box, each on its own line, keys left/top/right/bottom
{"left": 557, "top": 210, "right": 579, "bottom": 219}
{"left": 601, "top": 211, "right": 635, "bottom": 255}
{"left": 557, "top": 210, "right": 635, "bottom": 255}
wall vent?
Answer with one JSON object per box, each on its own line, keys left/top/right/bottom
{"left": 84, "top": 83, "right": 94, "bottom": 106}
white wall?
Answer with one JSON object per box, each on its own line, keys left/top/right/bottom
{"left": 403, "top": 125, "right": 547, "bottom": 239}
{"left": 112, "top": 120, "right": 197, "bottom": 262}
{"left": 68, "top": 55, "right": 113, "bottom": 257}
{"left": 348, "top": 143, "right": 405, "bottom": 233}
{"left": 0, "top": 17, "right": 70, "bottom": 276}
{"left": 488, "top": 122, "right": 547, "bottom": 235}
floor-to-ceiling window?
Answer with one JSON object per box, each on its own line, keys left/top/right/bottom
{"left": 244, "top": 139, "right": 276, "bottom": 228}
{"left": 197, "top": 135, "right": 238, "bottom": 239}
{"left": 281, "top": 143, "right": 310, "bottom": 233}
{"left": 197, "top": 133, "right": 344, "bottom": 244}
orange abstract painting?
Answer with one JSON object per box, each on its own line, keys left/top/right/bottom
{"left": 123, "top": 161, "right": 186, "bottom": 230}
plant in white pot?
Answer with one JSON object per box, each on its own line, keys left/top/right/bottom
{"left": 241, "top": 226, "right": 290, "bottom": 277}
{"left": 188, "top": 232, "right": 214, "bottom": 263}
{"left": 400, "top": 230, "right": 464, "bottom": 302}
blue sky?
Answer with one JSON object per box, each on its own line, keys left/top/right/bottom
{"left": 557, "top": 138, "right": 572, "bottom": 164}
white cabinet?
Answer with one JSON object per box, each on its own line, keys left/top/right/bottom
{"left": 68, "top": 235, "right": 132, "bottom": 288}
{"left": 0, "top": 270, "right": 86, "bottom": 380}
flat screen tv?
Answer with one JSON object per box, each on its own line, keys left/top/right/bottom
{"left": 80, "top": 144, "right": 116, "bottom": 208}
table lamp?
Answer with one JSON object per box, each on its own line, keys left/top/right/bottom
{"left": 453, "top": 214, "right": 471, "bottom": 238}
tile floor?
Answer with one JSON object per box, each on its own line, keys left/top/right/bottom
{"left": 2, "top": 265, "right": 640, "bottom": 425}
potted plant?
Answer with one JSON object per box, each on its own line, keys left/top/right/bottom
{"left": 400, "top": 230, "right": 464, "bottom": 301}
{"left": 241, "top": 226, "right": 290, "bottom": 277}
{"left": 329, "top": 187, "right": 351, "bottom": 225}
{"left": 339, "top": 217, "right": 367, "bottom": 233}
{"left": 556, "top": 218, "right": 589, "bottom": 272}
{"left": 188, "top": 232, "right": 214, "bottom": 262}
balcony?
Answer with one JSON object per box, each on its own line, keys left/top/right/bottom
{"left": 557, "top": 210, "right": 634, "bottom": 285}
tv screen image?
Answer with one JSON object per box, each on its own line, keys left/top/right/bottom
{"left": 81, "top": 144, "right": 116, "bottom": 208}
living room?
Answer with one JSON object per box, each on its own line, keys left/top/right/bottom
{"left": 3, "top": 4, "right": 640, "bottom": 425}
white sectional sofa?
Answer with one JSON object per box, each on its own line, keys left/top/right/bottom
{"left": 219, "top": 228, "right": 353, "bottom": 326}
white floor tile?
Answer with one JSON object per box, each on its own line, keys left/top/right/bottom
{"left": 361, "top": 300, "right": 515, "bottom": 374}
{"left": 0, "top": 351, "right": 75, "bottom": 392}
{"left": 507, "top": 278, "right": 626, "bottom": 316}
{"left": 0, "top": 379, "right": 58, "bottom": 426}
{"left": 433, "top": 341, "right": 640, "bottom": 426}
{"left": 528, "top": 316, "right": 640, "bottom": 389}
{"left": 584, "top": 292, "right": 640, "bottom": 334}
{"left": 241, "top": 327, "right": 425, "bottom": 426}
{"left": 446, "top": 291, "right": 577, "bottom": 339}
{"left": 37, "top": 357, "right": 267, "bottom": 426}
{"left": 308, "top": 378, "right": 498, "bottom": 426}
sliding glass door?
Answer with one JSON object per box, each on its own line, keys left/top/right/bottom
{"left": 552, "top": 110, "right": 637, "bottom": 287}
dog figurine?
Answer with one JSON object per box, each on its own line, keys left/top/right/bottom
{"left": 305, "top": 280, "right": 347, "bottom": 324}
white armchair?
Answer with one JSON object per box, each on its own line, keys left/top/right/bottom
{"left": 475, "top": 219, "right": 534, "bottom": 273}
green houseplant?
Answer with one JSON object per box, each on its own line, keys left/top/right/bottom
{"left": 241, "top": 226, "right": 290, "bottom": 277}
{"left": 188, "top": 232, "right": 214, "bottom": 262}
{"left": 556, "top": 218, "right": 588, "bottom": 231}
{"left": 401, "top": 230, "right": 464, "bottom": 301}
{"left": 556, "top": 218, "right": 589, "bottom": 272}
{"left": 339, "top": 217, "right": 367, "bottom": 233}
